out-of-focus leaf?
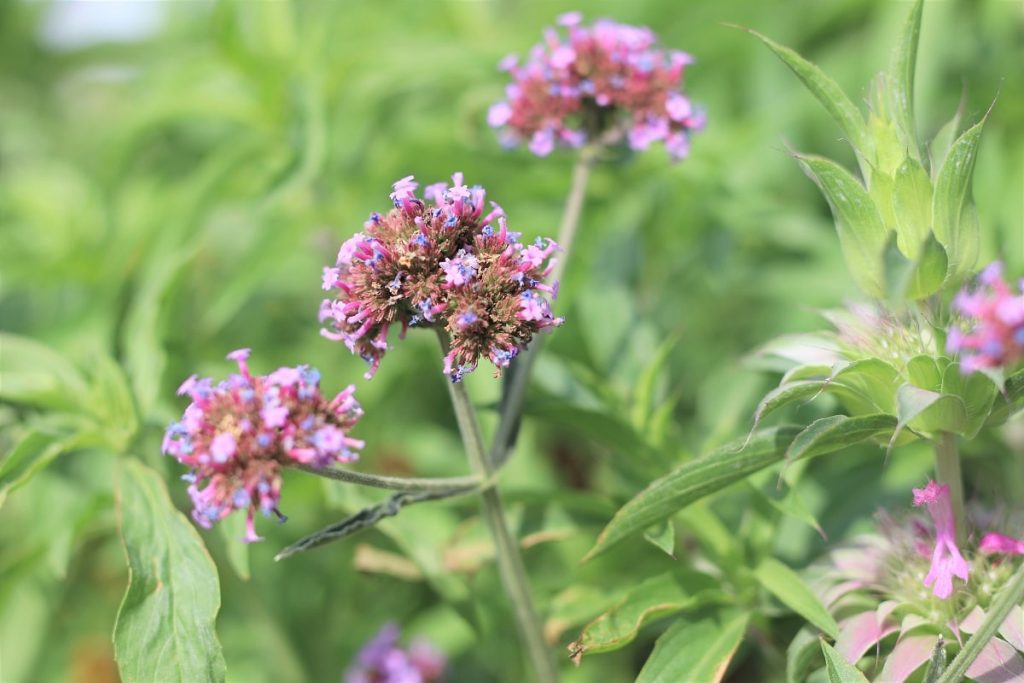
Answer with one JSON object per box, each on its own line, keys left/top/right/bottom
{"left": 568, "top": 572, "right": 719, "bottom": 661}
{"left": 795, "top": 154, "right": 889, "bottom": 297}
{"left": 114, "top": 460, "right": 225, "bottom": 683}
{"left": 933, "top": 112, "right": 988, "bottom": 278}
{"left": 887, "top": 0, "right": 924, "bottom": 160}
{"left": 743, "top": 28, "right": 872, "bottom": 172}
{"left": 0, "top": 333, "right": 90, "bottom": 412}
{"left": 820, "top": 639, "right": 869, "bottom": 682}
{"left": 755, "top": 557, "right": 838, "bottom": 638}
{"left": 217, "top": 512, "right": 251, "bottom": 581}
{"left": 631, "top": 334, "right": 678, "bottom": 433}
{"left": 584, "top": 426, "right": 800, "bottom": 561}
{"left": 635, "top": 609, "right": 748, "bottom": 683}
{"left": 787, "top": 627, "right": 821, "bottom": 683}
{"left": 0, "top": 428, "right": 104, "bottom": 508}
{"left": 751, "top": 380, "right": 831, "bottom": 431}
{"left": 905, "top": 235, "right": 948, "bottom": 300}
{"left": 86, "top": 353, "right": 139, "bottom": 452}
{"left": 890, "top": 384, "right": 967, "bottom": 449}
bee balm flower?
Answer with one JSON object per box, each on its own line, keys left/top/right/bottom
{"left": 163, "top": 349, "right": 363, "bottom": 542}
{"left": 947, "top": 262, "right": 1024, "bottom": 373}
{"left": 320, "top": 173, "right": 563, "bottom": 381}
{"left": 488, "top": 13, "right": 704, "bottom": 160}
{"left": 913, "top": 481, "right": 970, "bottom": 599}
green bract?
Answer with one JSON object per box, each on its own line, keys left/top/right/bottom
{"left": 749, "top": 0, "right": 988, "bottom": 300}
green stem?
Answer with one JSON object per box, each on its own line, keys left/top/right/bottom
{"left": 936, "top": 561, "right": 1024, "bottom": 683}
{"left": 934, "top": 432, "right": 967, "bottom": 546}
{"left": 438, "top": 331, "right": 559, "bottom": 683}
{"left": 295, "top": 463, "right": 481, "bottom": 492}
{"left": 489, "top": 147, "right": 596, "bottom": 469}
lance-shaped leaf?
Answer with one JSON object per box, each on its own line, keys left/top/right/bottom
{"left": 742, "top": 28, "right": 872, "bottom": 173}
{"left": 568, "top": 572, "right": 720, "bottom": 662}
{"left": 887, "top": 0, "right": 924, "bottom": 160}
{"left": 933, "top": 111, "right": 989, "bottom": 277}
{"left": 752, "top": 380, "right": 832, "bottom": 431}
{"left": 784, "top": 414, "right": 896, "bottom": 466}
{"left": 821, "top": 639, "right": 870, "bottom": 682}
{"left": 755, "top": 557, "right": 839, "bottom": 638}
{"left": 583, "top": 426, "right": 800, "bottom": 561}
{"left": 796, "top": 154, "right": 889, "bottom": 297}
{"left": 892, "top": 156, "right": 933, "bottom": 257}
{"left": 787, "top": 627, "right": 822, "bottom": 683}
{"left": 635, "top": 610, "right": 749, "bottom": 683}
{"left": 114, "top": 460, "right": 226, "bottom": 683}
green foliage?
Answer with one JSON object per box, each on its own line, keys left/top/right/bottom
{"left": 635, "top": 609, "right": 748, "bottom": 683}
{"left": 754, "top": 557, "right": 838, "bottom": 639}
{"left": 114, "top": 461, "right": 226, "bottom": 683}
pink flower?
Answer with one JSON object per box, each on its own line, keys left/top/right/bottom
{"left": 912, "top": 481, "right": 970, "bottom": 599}
{"left": 488, "top": 14, "right": 702, "bottom": 160}
{"left": 948, "top": 261, "right": 1024, "bottom": 372}
{"left": 979, "top": 532, "right": 1024, "bottom": 555}
{"left": 164, "top": 351, "right": 363, "bottom": 542}
{"left": 319, "top": 173, "right": 564, "bottom": 381}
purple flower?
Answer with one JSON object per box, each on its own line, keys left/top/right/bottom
{"left": 912, "top": 481, "right": 970, "bottom": 599}
{"left": 489, "top": 14, "right": 702, "bottom": 160}
{"left": 163, "top": 350, "right": 364, "bottom": 542}
{"left": 319, "top": 173, "right": 564, "bottom": 382}
{"left": 345, "top": 624, "right": 446, "bottom": 683}
{"left": 979, "top": 532, "right": 1024, "bottom": 555}
{"left": 948, "top": 261, "right": 1024, "bottom": 372}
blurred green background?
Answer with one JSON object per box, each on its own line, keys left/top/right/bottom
{"left": 1, "top": 1, "right": 1022, "bottom": 681}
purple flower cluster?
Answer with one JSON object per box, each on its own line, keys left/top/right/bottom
{"left": 320, "top": 173, "right": 564, "bottom": 382}
{"left": 948, "top": 262, "right": 1024, "bottom": 373}
{"left": 487, "top": 12, "right": 704, "bottom": 159}
{"left": 345, "top": 623, "right": 446, "bottom": 683}
{"left": 163, "top": 349, "right": 363, "bottom": 542}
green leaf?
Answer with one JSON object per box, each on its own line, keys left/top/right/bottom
{"left": 752, "top": 381, "right": 831, "bottom": 430}
{"left": 831, "top": 359, "right": 900, "bottom": 413}
{"left": 643, "top": 520, "right": 676, "bottom": 558}
{"left": 114, "top": 460, "right": 226, "bottom": 683}
{"left": 821, "top": 639, "right": 870, "bottom": 682}
{"left": 929, "top": 101, "right": 964, "bottom": 178}
{"left": 905, "top": 234, "right": 949, "bottom": 300}
{"left": 890, "top": 384, "right": 967, "bottom": 449}
{"left": 743, "top": 28, "right": 872, "bottom": 172}
{"left": 960, "top": 370, "right": 999, "bottom": 439}
{"left": 784, "top": 414, "right": 896, "bottom": 465}
{"left": 87, "top": 353, "right": 139, "bottom": 452}
{"left": 583, "top": 426, "right": 800, "bottom": 562}
{"left": 933, "top": 112, "right": 988, "bottom": 277}
{"left": 795, "top": 154, "right": 889, "bottom": 297}
{"left": 907, "top": 355, "right": 943, "bottom": 392}
{"left": 754, "top": 557, "right": 839, "bottom": 638}
{"left": 0, "top": 428, "right": 103, "bottom": 507}
{"left": 892, "top": 157, "right": 934, "bottom": 257}
{"left": 631, "top": 334, "right": 679, "bottom": 433}
{"left": 0, "top": 333, "right": 90, "bottom": 412}
{"left": 636, "top": 610, "right": 749, "bottom": 683}
{"left": 887, "top": 0, "right": 924, "bottom": 160}
{"left": 568, "top": 572, "right": 719, "bottom": 660}
{"left": 787, "top": 627, "right": 822, "bottom": 683}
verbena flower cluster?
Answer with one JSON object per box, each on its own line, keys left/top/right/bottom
{"left": 320, "top": 173, "right": 564, "bottom": 382}
{"left": 163, "top": 349, "right": 363, "bottom": 542}
{"left": 345, "top": 623, "right": 446, "bottom": 683}
{"left": 487, "top": 12, "right": 704, "bottom": 159}
{"left": 809, "top": 482, "right": 1024, "bottom": 680}
{"left": 947, "top": 261, "right": 1024, "bottom": 373}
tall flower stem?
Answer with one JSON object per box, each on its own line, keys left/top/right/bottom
{"left": 934, "top": 432, "right": 967, "bottom": 546}
{"left": 489, "top": 146, "right": 597, "bottom": 468}
{"left": 437, "top": 331, "right": 559, "bottom": 683}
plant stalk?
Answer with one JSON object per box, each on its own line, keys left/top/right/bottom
{"left": 438, "top": 332, "right": 558, "bottom": 683}
{"left": 489, "top": 147, "right": 596, "bottom": 469}
{"left": 934, "top": 432, "right": 967, "bottom": 547}
{"left": 295, "top": 463, "right": 481, "bottom": 492}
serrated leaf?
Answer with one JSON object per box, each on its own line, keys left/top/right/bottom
{"left": 755, "top": 557, "right": 839, "bottom": 638}
{"left": 744, "top": 28, "right": 872, "bottom": 172}
{"left": 887, "top": 0, "right": 924, "bottom": 161}
{"left": 892, "top": 157, "right": 933, "bottom": 257}
{"left": 643, "top": 520, "right": 676, "bottom": 557}
{"left": 795, "top": 154, "right": 889, "bottom": 297}
{"left": 114, "top": 460, "right": 226, "bottom": 683}
{"left": 568, "top": 572, "right": 718, "bottom": 659}
{"left": 784, "top": 414, "right": 896, "bottom": 466}
{"left": 821, "top": 639, "right": 870, "bottom": 682}
{"left": 636, "top": 610, "right": 748, "bottom": 683}
{"left": 584, "top": 426, "right": 800, "bottom": 561}
{"left": 933, "top": 112, "right": 988, "bottom": 277}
